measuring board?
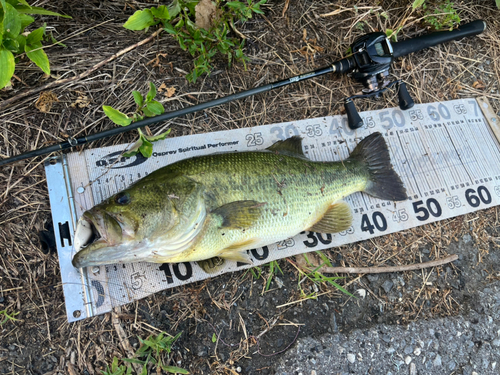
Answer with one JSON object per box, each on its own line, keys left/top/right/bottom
{"left": 45, "top": 97, "right": 500, "bottom": 322}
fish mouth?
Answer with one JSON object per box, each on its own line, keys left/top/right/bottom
{"left": 72, "top": 211, "right": 124, "bottom": 268}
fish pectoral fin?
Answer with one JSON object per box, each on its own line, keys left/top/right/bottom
{"left": 218, "top": 238, "right": 257, "bottom": 263}
{"left": 308, "top": 201, "right": 353, "bottom": 233}
{"left": 213, "top": 200, "right": 266, "bottom": 229}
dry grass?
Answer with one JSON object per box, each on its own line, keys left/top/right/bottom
{"left": 1, "top": 0, "right": 500, "bottom": 374}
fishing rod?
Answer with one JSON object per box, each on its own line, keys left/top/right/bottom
{"left": 0, "top": 19, "right": 486, "bottom": 167}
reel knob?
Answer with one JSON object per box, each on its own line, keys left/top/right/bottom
{"left": 397, "top": 81, "right": 414, "bottom": 110}
{"left": 344, "top": 99, "right": 364, "bottom": 129}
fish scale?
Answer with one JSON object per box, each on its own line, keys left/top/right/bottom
{"left": 71, "top": 133, "right": 407, "bottom": 268}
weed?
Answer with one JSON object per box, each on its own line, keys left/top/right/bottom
{"left": 411, "top": 0, "right": 461, "bottom": 31}
{"left": 423, "top": 0, "right": 461, "bottom": 31}
{"left": 101, "top": 357, "right": 132, "bottom": 375}
{"left": 386, "top": 0, "right": 460, "bottom": 41}
{"left": 122, "top": 0, "right": 267, "bottom": 82}
{"left": 102, "top": 82, "right": 171, "bottom": 158}
{"left": 296, "top": 253, "right": 354, "bottom": 298}
{"left": 264, "top": 260, "right": 283, "bottom": 291}
{"left": 0, "top": 1, "right": 71, "bottom": 89}
{"left": 101, "top": 331, "right": 188, "bottom": 375}
{"left": 0, "top": 309, "right": 20, "bottom": 326}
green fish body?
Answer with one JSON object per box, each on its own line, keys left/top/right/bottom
{"left": 72, "top": 132, "right": 407, "bottom": 268}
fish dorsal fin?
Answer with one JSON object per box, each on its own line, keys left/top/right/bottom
{"left": 267, "top": 136, "right": 305, "bottom": 157}
{"left": 308, "top": 201, "right": 353, "bottom": 233}
{"left": 212, "top": 200, "right": 266, "bottom": 229}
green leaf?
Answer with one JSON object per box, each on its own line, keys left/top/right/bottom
{"left": 16, "top": 0, "right": 30, "bottom": 6}
{"left": 139, "top": 136, "right": 153, "bottom": 158}
{"left": 17, "top": 6, "right": 72, "bottom": 18}
{"left": 123, "top": 138, "right": 143, "bottom": 158}
{"left": 168, "top": 0, "right": 181, "bottom": 18}
{"left": 496, "top": 0, "right": 500, "bottom": 9}
{"left": 26, "top": 26, "right": 44, "bottom": 44}
{"left": 15, "top": 33, "right": 26, "bottom": 52}
{"left": 164, "top": 23, "right": 175, "bottom": 34}
{"left": 162, "top": 365, "right": 190, "bottom": 374}
{"left": 3, "top": 2, "right": 22, "bottom": 38}
{"left": 123, "top": 9, "right": 156, "bottom": 31}
{"left": 132, "top": 90, "right": 143, "bottom": 107}
{"left": 18, "top": 13, "right": 34, "bottom": 29}
{"left": 151, "top": 5, "right": 170, "bottom": 20}
{"left": 122, "top": 358, "right": 146, "bottom": 365}
{"left": 142, "top": 106, "right": 154, "bottom": 117}
{"left": 412, "top": 0, "right": 426, "bottom": 10}
{"left": 211, "top": 333, "right": 217, "bottom": 343}
{"left": 103, "top": 106, "right": 132, "bottom": 126}
{"left": 25, "top": 41, "right": 50, "bottom": 74}
{"left": 3, "top": 38, "right": 19, "bottom": 51}
{"left": 145, "top": 81, "right": 156, "bottom": 102}
{"left": 145, "top": 129, "right": 171, "bottom": 143}
{"left": 145, "top": 101, "right": 164, "bottom": 115}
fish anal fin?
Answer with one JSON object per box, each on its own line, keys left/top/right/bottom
{"left": 213, "top": 200, "right": 266, "bottom": 229}
{"left": 267, "top": 136, "right": 305, "bottom": 157}
{"left": 308, "top": 201, "right": 352, "bottom": 234}
{"left": 218, "top": 238, "right": 258, "bottom": 263}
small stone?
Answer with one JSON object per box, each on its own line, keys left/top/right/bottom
{"left": 311, "top": 371, "right": 317, "bottom": 375}
{"left": 414, "top": 347, "right": 421, "bottom": 356}
{"left": 367, "top": 274, "right": 379, "bottom": 283}
{"left": 434, "top": 354, "right": 442, "bottom": 367}
{"left": 236, "top": 367, "right": 241, "bottom": 373}
{"left": 448, "top": 360, "right": 456, "bottom": 371}
{"left": 404, "top": 345, "right": 413, "bottom": 354}
{"left": 347, "top": 353, "right": 355, "bottom": 363}
{"left": 492, "top": 339, "right": 500, "bottom": 347}
{"left": 381, "top": 280, "right": 394, "bottom": 293}
{"left": 405, "top": 356, "right": 412, "bottom": 365}
{"left": 483, "top": 359, "right": 490, "bottom": 369}
{"left": 197, "top": 346, "right": 208, "bottom": 357}
{"left": 382, "top": 334, "right": 392, "bottom": 343}
{"left": 8, "top": 345, "right": 16, "bottom": 351}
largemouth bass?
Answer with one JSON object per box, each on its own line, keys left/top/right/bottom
{"left": 72, "top": 132, "right": 407, "bottom": 268}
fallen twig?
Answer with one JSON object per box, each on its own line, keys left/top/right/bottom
{"left": 319, "top": 254, "right": 459, "bottom": 274}
{"left": 0, "top": 28, "right": 163, "bottom": 111}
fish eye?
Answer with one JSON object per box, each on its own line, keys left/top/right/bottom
{"left": 115, "top": 192, "right": 131, "bottom": 205}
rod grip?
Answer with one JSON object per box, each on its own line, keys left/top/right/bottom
{"left": 392, "top": 20, "right": 486, "bottom": 58}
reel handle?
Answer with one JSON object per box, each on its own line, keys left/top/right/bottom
{"left": 392, "top": 20, "right": 486, "bottom": 58}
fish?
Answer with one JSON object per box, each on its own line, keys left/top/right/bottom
{"left": 72, "top": 132, "right": 407, "bottom": 268}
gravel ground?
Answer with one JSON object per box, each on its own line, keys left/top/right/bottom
{"left": 276, "top": 281, "right": 500, "bottom": 375}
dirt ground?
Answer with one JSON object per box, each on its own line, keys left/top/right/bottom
{"left": 1, "top": 1, "right": 500, "bottom": 374}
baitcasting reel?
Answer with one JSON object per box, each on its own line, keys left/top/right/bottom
{"left": 344, "top": 32, "right": 414, "bottom": 129}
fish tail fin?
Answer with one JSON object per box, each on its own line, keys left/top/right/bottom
{"left": 349, "top": 132, "right": 407, "bottom": 201}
